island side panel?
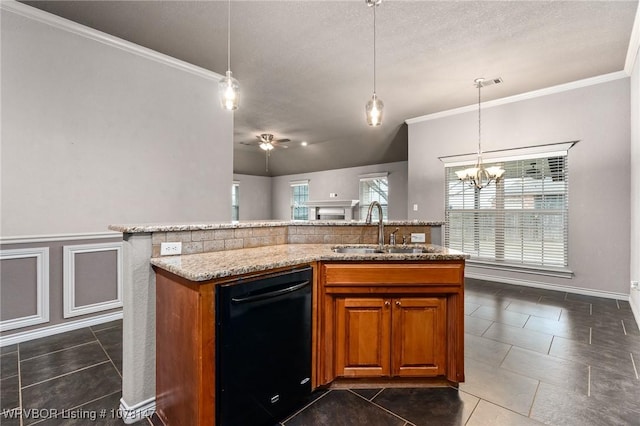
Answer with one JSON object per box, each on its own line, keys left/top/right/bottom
{"left": 155, "top": 268, "right": 215, "bottom": 426}
{"left": 446, "top": 261, "right": 465, "bottom": 383}
{"left": 121, "top": 233, "right": 156, "bottom": 416}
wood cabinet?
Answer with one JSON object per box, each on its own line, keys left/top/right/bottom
{"left": 335, "top": 296, "right": 446, "bottom": 378}
{"left": 319, "top": 261, "right": 464, "bottom": 385}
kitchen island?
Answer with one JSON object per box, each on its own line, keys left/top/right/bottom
{"left": 149, "top": 242, "right": 467, "bottom": 426}
{"left": 108, "top": 220, "right": 457, "bottom": 424}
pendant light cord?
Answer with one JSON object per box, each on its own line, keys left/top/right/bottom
{"left": 227, "top": 0, "right": 231, "bottom": 72}
{"left": 373, "top": 4, "right": 377, "bottom": 94}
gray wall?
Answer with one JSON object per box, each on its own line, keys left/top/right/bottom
{"left": 1, "top": 4, "right": 233, "bottom": 337}
{"left": 1, "top": 5, "right": 233, "bottom": 237}
{"left": 631, "top": 47, "right": 640, "bottom": 315}
{"left": 271, "top": 161, "right": 408, "bottom": 221}
{"left": 407, "top": 77, "right": 631, "bottom": 295}
{"left": 233, "top": 174, "right": 273, "bottom": 221}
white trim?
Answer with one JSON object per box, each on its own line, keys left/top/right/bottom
{"left": 119, "top": 396, "right": 156, "bottom": 424}
{"left": 440, "top": 141, "right": 576, "bottom": 167}
{"left": 290, "top": 179, "right": 310, "bottom": 186}
{"left": 624, "top": 1, "right": 640, "bottom": 75}
{"left": 63, "top": 242, "right": 124, "bottom": 318}
{"left": 405, "top": 71, "right": 628, "bottom": 125}
{"left": 468, "top": 260, "right": 574, "bottom": 280}
{"left": 0, "top": 231, "right": 122, "bottom": 245}
{"left": 0, "top": 248, "right": 50, "bottom": 332}
{"left": 631, "top": 293, "right": 640, "bottom": 331}
{"left": 358, "top": 172, "right": 389, "bottom": 180}
{"left": 466, "top": 272, "right": 628, "bottom": 301}
{"left": 0, "top": 0, "right": 222, "bottom": 82}
{"left": 0, "top": 312, "right": 122, "bottom": 347}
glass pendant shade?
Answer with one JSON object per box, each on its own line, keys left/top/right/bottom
{"left": 366, "top": 93, "right": 384, "bottom": 127}
{"left": 219, "top": 70, "right": 239, "bottom": 111}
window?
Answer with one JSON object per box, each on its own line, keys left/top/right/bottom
{"left": 359, "top": 174, "right": 388, "bottom": 221}
{"left": 445, "top": 153, "right": 569, "bottom": 268}
{"left": 231, "top": 182, "right": 239, "bottom": 221}
{"left": 291, "top": 181, "right": 309, "bottom": 220}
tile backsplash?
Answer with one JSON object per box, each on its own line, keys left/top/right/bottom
{"left": 151, "top": 224, "right": 433, "bottom": 257}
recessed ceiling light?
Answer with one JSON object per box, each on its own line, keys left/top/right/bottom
{"left": 301, "top": 141, "right": 308, "bottom": 147}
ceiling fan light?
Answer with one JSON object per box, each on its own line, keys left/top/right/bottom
{"left": 366, "top": 94, "right": 384, "bottom": 127}
{"left": 259, "top": 142, "right": 274, "bottom": 151}
{"left": 219, "top": 70, "right": 239, "bottom": 111}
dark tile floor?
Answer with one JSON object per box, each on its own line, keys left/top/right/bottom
{"left": 2, "top": 278, "right": 639, "bottom": 425}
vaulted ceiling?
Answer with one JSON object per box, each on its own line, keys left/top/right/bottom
{"left": 23, "top": 0, "right": 639, "bottom": 176}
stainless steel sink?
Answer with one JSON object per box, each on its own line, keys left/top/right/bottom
{"left": 332, "top": 247, "right": 383, "bottom": 254}
{"left": 332, "top": 247, "right": 427, "bottom": 254}
{"left": 385, "top": 247, "right": 427, "bottom": 254}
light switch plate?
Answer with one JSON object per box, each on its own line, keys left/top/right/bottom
{"left": 410, "top": 233, "right": 426, "bottom": 243}
{"left": 413, "top": 204, "right": 418, "bottom": 211}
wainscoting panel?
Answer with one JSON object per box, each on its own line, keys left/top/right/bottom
{"left": 0, "top": 247, "right": 50, "bottom": 331}
{"left": 63, "top": 242, "right": 123, "bottom": 318}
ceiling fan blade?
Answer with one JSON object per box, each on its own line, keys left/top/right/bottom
{"left": 274, "top": 138, "right": 291, "bottom": 143}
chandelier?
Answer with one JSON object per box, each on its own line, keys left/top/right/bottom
{"left": 456, "top": 78, "right": 505, "bottom": 189}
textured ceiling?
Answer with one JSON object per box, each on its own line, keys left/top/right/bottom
{"left": 22, "top": 0, "right": 638, "bottom": 176}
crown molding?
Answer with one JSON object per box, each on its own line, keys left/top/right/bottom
{"left": 405, "top": 71, "right": 628, "bottom": 125}
{"left": 624, "top": 2, "right": 640, "bottom": 75}
{"left": 0, "top": 0, "right": 222, "bottom": 82}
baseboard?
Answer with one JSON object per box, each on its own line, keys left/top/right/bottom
{"left": 0, "top": 311, "right": 123, "bottom": 347}
{"left": 630, "top": 292, "right": 640, "bottom": 330}
{"left": 466, "top": 272, "right": 629, "bottom": 301}
{"left": 119, "top": 396, "right": 156, "bottom": 424}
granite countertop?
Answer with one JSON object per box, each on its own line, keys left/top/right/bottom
{"left": 109, "top": 220, "right": 445, "bottom": 234}
{"left": 150, "top": 243, "right": 469, "bottom": 282}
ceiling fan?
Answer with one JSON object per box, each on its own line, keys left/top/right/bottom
{"left": 240, "top": 134, "right": 291, "bottom": 172}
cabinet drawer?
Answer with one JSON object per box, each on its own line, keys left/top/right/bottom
{"left": 323, "top": 263, "right": 463, "bottom": 286}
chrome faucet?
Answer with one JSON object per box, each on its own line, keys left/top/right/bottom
{"left": 389, "top": 227, "right": 399, "bottom": 245}
{"left": 365, "top": 201, "right": 384, "bottom": 251}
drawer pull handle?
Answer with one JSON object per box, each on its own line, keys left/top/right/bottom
{"left": 395, "top": 301, "right": 401, "bottom": 306}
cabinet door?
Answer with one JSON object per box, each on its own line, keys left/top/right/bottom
{"left": 391, "top": 297, "right": 446, "bottom": 377}
{"left": 335, "top": 298, "right": 391, "bottom": 377}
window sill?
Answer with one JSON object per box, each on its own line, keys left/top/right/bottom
{"left": 467, "top": 259, "right": 574, "bottom": 279}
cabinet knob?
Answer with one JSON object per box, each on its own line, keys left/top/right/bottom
{"left": 384, "top": 300, "right": 390, "bottom": 307}
{"left": 395, "top": 300, "right": 401, "bottom": 307}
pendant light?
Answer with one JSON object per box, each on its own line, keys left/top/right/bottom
{"left": 365, "top": 0, "right": 383, "bottom": 126}
{"left": 218, "top": 0, "right": 239, "bottom": 110}
{"left": 455, "top": 78, "right": 505, "bottom": 190}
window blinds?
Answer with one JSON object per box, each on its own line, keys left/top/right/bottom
{"left": 359, "top": 177, "right": 389, "bottom": 220}
{"left": 445, "top": 155, "right": 568, "bottom": 268}
{"left": 291, "top": 182, "right": 309, "bottom": 220}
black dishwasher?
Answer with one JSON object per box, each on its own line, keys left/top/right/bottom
{"left": 216, "top": 266, "right": 313, "bottom": 426}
